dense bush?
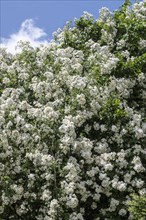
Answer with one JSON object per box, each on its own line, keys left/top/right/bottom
{"left": 0, "top": 0, "right": 146, "bottom": 219}
{"left": 128, "top": 194, "right": 146, "bottom": 220}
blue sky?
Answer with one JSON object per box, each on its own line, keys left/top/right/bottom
{"left": 1, "top": 0, "right": 138, "bottom": 53}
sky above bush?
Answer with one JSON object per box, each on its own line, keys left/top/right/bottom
{"left": 1, "top": 0, "right": 139, "bottom": 54}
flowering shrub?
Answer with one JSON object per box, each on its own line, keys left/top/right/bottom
{"left": 0, "top": 1, "right": 146, "bottom": 219}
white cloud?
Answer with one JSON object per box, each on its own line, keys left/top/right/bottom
{"left": 1, "top": 19, "right": 48, "bottom": 54}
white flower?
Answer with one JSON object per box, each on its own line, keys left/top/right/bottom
{"left": 87, "top": 169, "right": 96, "bottom": 177}
{"left": 102, "top": 178, "right": 110, "bottom": 188}
{"left": 132, "top": 156, "right": 145, "bottom": 172}
{"left": 44, "top": 106, "right": 58, "bottom": 120}
{"left": 76, "top": 94, "right": 86, "bottom": 106}
{"left": 134, "top": 164, "right": 145, "bottom": 173}
{"left": 44, "top": 71, "right": 54, "bottom": 80}
{"left": 119, "top": 208, "right": 127, "bottom": 216}
{"left": 0, "top": 163, "right": 4, "bottom": 171}
{"left": 100, "top": 124, "right": 107, "bottom": 132}
{"left": 111, "top": 125, "right": 118, "bottom": 132}
{"left": 72, "top": 63, "right": 83, "bottom": 73}
{"left": 136, "top": 180, "right": 144, "bottom": 188}
{"left": 82, "top": 11, "right": 93, "bottom": 20}
{"left": 117, "top": 39, "right": 126, "bottom": 49}
{"left": 104, "top": 163, "right": 113, "bottom": 171}
{"left": 117, "top": 182, "right": 127, "bottom": 192}
{"left": 67, "top": 76, "right": 87, "bottom": 90}
{"left": 93, "top": 122, "right": 100, "bottom": 130}
{"left": 99, "top": 173, "right": 107, "bottom": 180}
{"left": 124, "top": 173, "right": 132, "bottom": 183}
{"left": 66, "top": 194, "right": 78, "bottom": 209}
{"left": 134, "top": 127, "right": 144, "bottom": 139}
{"left": 50, "top": 199, "right": 58, "bottom": 209}
{"left": 93, "top": 193, "right": 101, "bottom": 201}
{"left": 11, "top": 184, "right": 24, "bottom": 195}
{"left": 99, "top": 7, "right": 111, "bottom": 22}
{"left": 2, "top": 77, "right": 10, "bottom": 84}
{"left": 91, "top": 202, "right": 97, "bottom": 209}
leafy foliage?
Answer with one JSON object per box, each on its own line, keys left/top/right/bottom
{"left": 128, "top": 194, "right": 146, "bottom": 220}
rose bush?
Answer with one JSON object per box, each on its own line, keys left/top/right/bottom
{"left": 0, "top": 0, "right": 146, "bottom": 219}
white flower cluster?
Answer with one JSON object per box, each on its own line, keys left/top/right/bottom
{"left": 0, "top": 1, "right": 146, "bottom": 219}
